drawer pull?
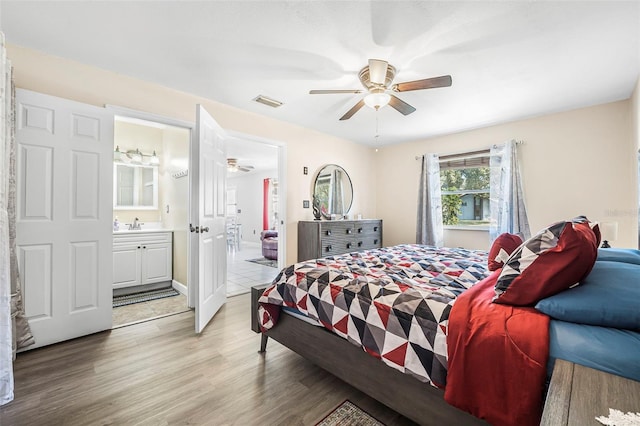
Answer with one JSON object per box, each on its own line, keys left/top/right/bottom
{"left": 326, "top": 230, "right": 332, "bottom": 236}
{"left": 374, "top": 239, "right": 379, "bottom": 245}
{"left": 137, "top": 246, "right": 141, "bottom": 249}
{"left": 374, "top": 227, "right": 378, "bottom": 232}
{"left": 326, "top": 245, "right": 332, "bottom": 251}
{"left": 358, "top": 241, "right": 363, "bottom": 247}
{"left": 358, "top": 228, "right": 363, "bottom": 233}
{"left": 346, "top": 229, "right": 352, "bottom": 234}
{"left": 346, "top": 243, "right": 352, "bottom": 249}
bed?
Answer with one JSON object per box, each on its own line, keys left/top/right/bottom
{"left": 251, "top": 218, "right": 640, "bottom": 426}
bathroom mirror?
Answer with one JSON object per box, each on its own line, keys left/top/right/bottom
{"left": 313, "top": 164, "right": 353, "bottom": 219}
{"left": 113, "top": 163, "right": 158, "bottom": 210}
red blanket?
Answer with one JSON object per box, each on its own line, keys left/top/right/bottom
{"left": 445, "top": 271, "right": 549, "bottom": 426}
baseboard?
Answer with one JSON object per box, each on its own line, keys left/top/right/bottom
{"left": 172, "top": 280, "right": 187, "bottom": 295}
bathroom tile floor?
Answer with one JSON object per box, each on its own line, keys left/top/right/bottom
{"left": 112, "top": 241, "right": 279, "bottom": 328}
{"left": 113, "top": 293, "right": 189, "bottom": 328}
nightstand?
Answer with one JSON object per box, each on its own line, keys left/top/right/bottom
{"left": 541, "top": 359, "right": 640, "bottom": 425}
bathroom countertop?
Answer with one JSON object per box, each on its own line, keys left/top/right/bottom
{"left": 113, "top": 229, "right": 173, "bottom": 235}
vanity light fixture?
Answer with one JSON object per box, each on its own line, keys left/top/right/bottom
{"left": 113, "top": 146, "right": 160, "bottom": 166}
{"left": 149, "top": 150, "right": 160, "bottom": 165}
{"left": 128, "top": 148, "right": 143, "bottom": 164}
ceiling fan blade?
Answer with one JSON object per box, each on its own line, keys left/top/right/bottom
{"left": 238, "top": 166, "right": 253, "bottom": 172}
{"left": 339, "top": 100, "right": 365, "bottom": 121}
{"left": 309, "top": 89, "right": 363, "bottom": 94}
{"left": 393, "top": 75, "right": 452, "bottom": 92}
{"left": 388, "top": 95, "right": 416, "bottom": 116}
{"left": 368, "top": 59, "right": 388, "bottom": 85}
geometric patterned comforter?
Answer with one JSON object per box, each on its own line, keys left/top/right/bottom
{"left": 258, "top": 244, "right": 489, "bottom": 388}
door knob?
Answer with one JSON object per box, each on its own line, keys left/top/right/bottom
{"left": 201, "top": 226, "right": 210, "bottom": 233}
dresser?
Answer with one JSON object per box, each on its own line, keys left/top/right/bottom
{"left": 298, "top": 219, "right": 383, "bottom": 261}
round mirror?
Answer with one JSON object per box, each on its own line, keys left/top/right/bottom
{"left": 313, "top": 164, "right": 353, "bottom": 219}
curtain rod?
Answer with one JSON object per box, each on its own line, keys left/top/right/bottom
{"left": 414, "top": 139, "right": 524, "bottom": 160}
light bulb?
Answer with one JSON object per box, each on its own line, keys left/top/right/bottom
{"left": 364, "top": 91, "right": 391, "bottom": 110}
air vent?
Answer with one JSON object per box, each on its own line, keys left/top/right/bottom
{"left": 253, "top": 95, "right": 283, "bottom": 108}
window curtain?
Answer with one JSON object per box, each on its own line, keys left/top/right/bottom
{"left": 1, "top": 33, "right": 34, "bottom": 406}
{"left": 489, "top": 140, "right": 531, "bottom": 243}
{"left": 263, "top": 178, "right": 278, "bottom": 230}
{"left": 416, "top": 153, "right": 444, "bottom": 246}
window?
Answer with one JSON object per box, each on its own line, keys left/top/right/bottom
{"left": 439, "top": 150, "right": 490, "bottom": 228}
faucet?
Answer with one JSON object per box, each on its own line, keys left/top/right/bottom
{"left": 128, "top": 217, "right": 143, "bottom": 230}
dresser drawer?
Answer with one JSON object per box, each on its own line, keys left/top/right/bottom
{"left": 298, "top": 220, "right": 383, "bottom": 261}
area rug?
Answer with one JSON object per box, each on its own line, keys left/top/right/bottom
{"left": 113, "top": 288, "right": 180, "bottom": 308}
{"left": 316, "top": 400, "right": 385, "bottom": 426}
{"left": 246, "top": 257, "right": 278, "bottom": 268}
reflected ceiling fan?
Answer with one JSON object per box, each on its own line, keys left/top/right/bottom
{"left": 227, "top": 158, "right": 254, "bottom": 173}
{"left": 310, "top": 59, "right": 452, "bottom": 120}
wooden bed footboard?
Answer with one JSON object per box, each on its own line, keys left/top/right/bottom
{"left": 250, "top": 285, "right": 487, "bottom": 426}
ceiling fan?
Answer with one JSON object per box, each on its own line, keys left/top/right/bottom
{"left": 309, "top": 59, "right": 452, "bottom": 121}
{"left": 227, "top": 158, "right": 254, "bottom": 173}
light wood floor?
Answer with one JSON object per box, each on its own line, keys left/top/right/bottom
{"left": 0, "top": 294, "right": 416, "bottom": 426}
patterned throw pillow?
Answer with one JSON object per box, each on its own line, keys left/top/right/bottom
{"left": 488, "top": 233, "right": 523, "bottom": 271}
{"left": 493, "top": 216, "right": 601, "bottom": 306}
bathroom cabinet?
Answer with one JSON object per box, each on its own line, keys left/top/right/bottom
{"left": 113, "top": 231, "right": 173, "bottom": 289}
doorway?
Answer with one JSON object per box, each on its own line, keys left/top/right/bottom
{"left": 108, "top": 110, "right": 287, "bottom": 324}
{"left": 111, "top": 114, "right": 192, "bottom": 327}
{"left": 225, "top": 136, "right": 282, "bottom": 296}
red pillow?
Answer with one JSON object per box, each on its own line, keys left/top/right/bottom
{"left": 493, "top": 216, "right": 600, "bottom": 306}
{"left": 488, "top": 233, "right": 523, "bottom": 271}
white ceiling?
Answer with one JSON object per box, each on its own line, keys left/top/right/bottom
{"left": 1, "top": 1, "right": 639, "bottom": 147}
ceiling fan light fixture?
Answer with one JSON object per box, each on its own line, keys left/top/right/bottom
{"left": 364, "top": 91, "right": 391, "bottom": 110}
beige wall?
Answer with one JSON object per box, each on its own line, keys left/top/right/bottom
{"left": 9, "top": 44, "right": 377, "bottom": 265}
{"left": 376, "top": 100, "right": 638, "bottom": 250}
{"left": 634, "top": 77, "right": 640, "bottom": 150}
{"left": 160, "top": 126, "right": 190, "bottom": 286}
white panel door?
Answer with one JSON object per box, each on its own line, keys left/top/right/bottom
{"left": 192, "top": 105, "right": 227, "bottom": 333}
{"left": 15, "top": 89, "right": 113, "bottom": 349}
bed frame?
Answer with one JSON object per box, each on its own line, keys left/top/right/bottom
{"left": 250, "top": 285, "right": 487, "bottom": 426}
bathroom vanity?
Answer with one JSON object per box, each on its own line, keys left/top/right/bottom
{"left": 113, "top": 230, "right": 173, "bottom": 289}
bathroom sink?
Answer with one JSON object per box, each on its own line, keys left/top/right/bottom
{"left": 113, "top": 222, "right": 168, "bottom": 234}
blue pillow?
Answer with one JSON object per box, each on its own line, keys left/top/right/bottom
{"left": 535, "top": 261, "right": 640, "bottom": 329}
{"left": 548, "top": 320, "right": 640, "bottom": 382}
{"left": 597, "top": 248, "right": 640, "bottom": 265}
